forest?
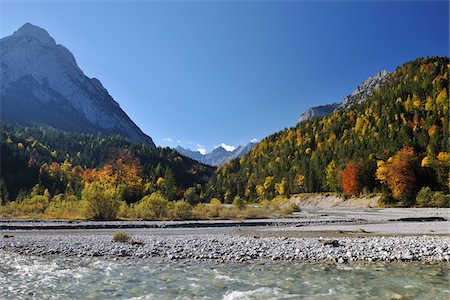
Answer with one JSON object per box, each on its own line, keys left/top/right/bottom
{"left": 204, "top": 57, "right": 449, "bottom": 207}
{"left": 0, "top": 57, "right": 448, "bottom": 220}
{"left": 0, "top": 125, "right": 298, "bottom": 219}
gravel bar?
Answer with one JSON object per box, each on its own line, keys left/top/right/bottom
{"left": 1, "top": 233, "right": 449, "bottom": 263}
{"left": 0, "top": 218, "right": 367, "bottom": 230}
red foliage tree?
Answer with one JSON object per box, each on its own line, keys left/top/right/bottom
{"left": 341, "top": 161, "right": 362, "bottom": 196}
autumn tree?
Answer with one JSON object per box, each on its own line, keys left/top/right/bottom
{"left": 376, "top": 147, "right": 417, "bottom": 202}
{"left": 341, "top": 161, "right": 362, "bottom": 196}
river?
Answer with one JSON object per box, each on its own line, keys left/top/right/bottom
{"left": 0, "top": 251, "right": 448, "bottom": 299}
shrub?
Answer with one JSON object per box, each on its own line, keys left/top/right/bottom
{"left": 171, "top": 200, "right": 192, "bottom": 220}
{"left": 416, "top": 187, "right": 449, "bottom": 207}
{"left": 279, "top": 203, "right": 300, "bottom": 216}
{"left": 217, "top": 207, "right": 242, "bottom": 219}
{"left": 17, "top": 195, "right": 50, "bottom": 215}
{"left": 82, "top": 181, "right": 120, "bottom": 220}
{"left": 183, "top": 187, "right": 199, "bottom": 205}
{"left": 192, "top": 203, "right": 209, "bottom": 219}
{"left": 112, "top": 232, "right": 130, "bottom": 242}
{"left": 208, "top": 198, "right": 222, "bottom": 218}
{"left": 232, "top": 196, "right": 246, "bottom": 210}
{"left": 116, "top": 201, "right": 134, "bottom": 219}
{"left": 431, "top": 192, "right": 449, "bottom": 208}
{"left": 134, "top": 192, "right": 169, "bottom": 220}
{"left": 44, "top": 194, "right": 84, "bottom": 219}
{"left": 416, "top": 187, "right": 433, "bottom": 207}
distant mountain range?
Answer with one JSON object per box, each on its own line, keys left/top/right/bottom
{"left": 176, "top": 143, "right": 257, "bottom": 166}
{"left": 298, "top": 70, "right": 389, "bottom": 123}
{"left": 0, "top": 23, "right": 155, "bottom": 147}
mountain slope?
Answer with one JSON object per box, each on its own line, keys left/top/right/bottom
{"left": 1, "top": 125, "right": 214, "bottom": 201}
{"left": 0, "top": 23, "right": 155, "bottom": 147}
{"left": 298, "top": 70, "right": 389, "bottom": 123}
{"left": 176, "top": 143, "right": 257, "bottom": 166}
{"left": 207, "top": 57, "right": 448, "bottom": 202}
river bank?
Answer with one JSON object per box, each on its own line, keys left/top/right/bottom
{"left": 1, "top": 207, "right": 449, "bottom": 263}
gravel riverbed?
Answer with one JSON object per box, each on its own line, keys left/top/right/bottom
{"left": 2, "top": 208, "right": 448, "bottom": 263}
{"left": 1, "top": 233, "right": 449, "bottom": 263}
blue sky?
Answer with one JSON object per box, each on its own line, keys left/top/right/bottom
{"left": 1, "top": 1, "right": 448, "bottom": 153}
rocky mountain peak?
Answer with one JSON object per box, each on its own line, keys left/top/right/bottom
{"left": 1, "top": 23, "right": 155, "bottom": 147}
{"left": 298, "top": 70, "right": 390, "bottom": 123}
{"left": 13, "top": 23, "right": 56, "bottom": 47}
{"left": 337, "top": 70, "right": 389, "bottom": 111}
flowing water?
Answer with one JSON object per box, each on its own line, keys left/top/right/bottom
{"left": 0, "top": 251, "right": 448, "bottom": 299}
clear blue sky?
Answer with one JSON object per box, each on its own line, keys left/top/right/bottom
{"left": 1, "top": 1, "right": 448, "bottom": 153}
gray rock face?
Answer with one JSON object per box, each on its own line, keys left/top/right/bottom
{"left": 298, "top": 103, "right": 339, "bottom": 123}
{"left": 176, "top": 142, "right": 257, "bottom": 166}
{"left": 335, "top": 70, "right": 389, "bottom": 112}
{"left": 298, "top": 70, "right": 389, "bottom": 123}
{"left": 0, "top": 23, "right": 155, "bottom": 147}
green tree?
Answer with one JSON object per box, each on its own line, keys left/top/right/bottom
{"left": 0, "top": 179, "right": 9, "bottom": 205}
{"left": 325, "top": 160, "right": 339, "bottom": 192}
{"left": 162, "top": 168, "right": 177, "bottom": 200}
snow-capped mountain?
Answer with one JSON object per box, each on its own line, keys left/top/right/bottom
{"left": 298, "top": 70, "right": 389, "bottom": 123}
{"left": 176, "top": 143, "right": 257, "bottom": 166}
{"left": 0, "top": 23, "right": 155, "bottom": 147}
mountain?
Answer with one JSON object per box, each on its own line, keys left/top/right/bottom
{"left": 298, "top": 70, "right": 389, "bottom": 123}
{"left": 298, "top": 103, "right": 339, "bottom": 123}
{"left": 206, "top": 57, "right": 448, "bottom": 203}
{"left": 0, "top": 23, "right": 155, "bottom": 147}
{"left": 176, "top": 142, "right": 257, "bottom": 166}
{"left": 175, "top": 147, "right": 206, "bottom": 164}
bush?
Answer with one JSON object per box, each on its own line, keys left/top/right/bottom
{"left": 82, "top": 182, "right": 120, "bottom": 220}
{"left": 116, "top": 201, "right": 134, "bottom": 219}
{"left": 44, "top": 194, "right": 84, "bottom": 219}
{"left": 171, "top": 200, "right": 192, "bottom": 220}
{"left": 279, "top": 203, "right": 301, "bottom": 215}
{"left": 416, "top": 187, "right": 449, "bottom": 208}
{"left": 134, "top": 192, "right": 169, "bottom": 220}
{"left": 431, "top": 192, "right": 449, "bottom": 208}
{"left": 232, "top": 196, "right": 246, "bottom": 210}
{"left": 17, "top": 195, "right": 50, "bottom": 215}
{"left": 112, "top": 232, "right": 130, "bottom": 242}
{"left": 416, "top": 187, "right": 433, "bottom": 207}
{"left": 208, "top": 198, "right": 222, "bottom": 218}
{"left": 183, "top": 187, "right": 199, "bottom": 205}
{"left": 192, "top": 203, "right": 209, "bottom": 219}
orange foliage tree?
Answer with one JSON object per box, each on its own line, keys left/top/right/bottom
{"left": 341, "top": 161, "right": 362, "bottom": 196}
{"left": 376, "top": 147, "right": 417, "bottom": 201}
{"left": 82, "top": 150, "right": 143, "bottom": 189}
